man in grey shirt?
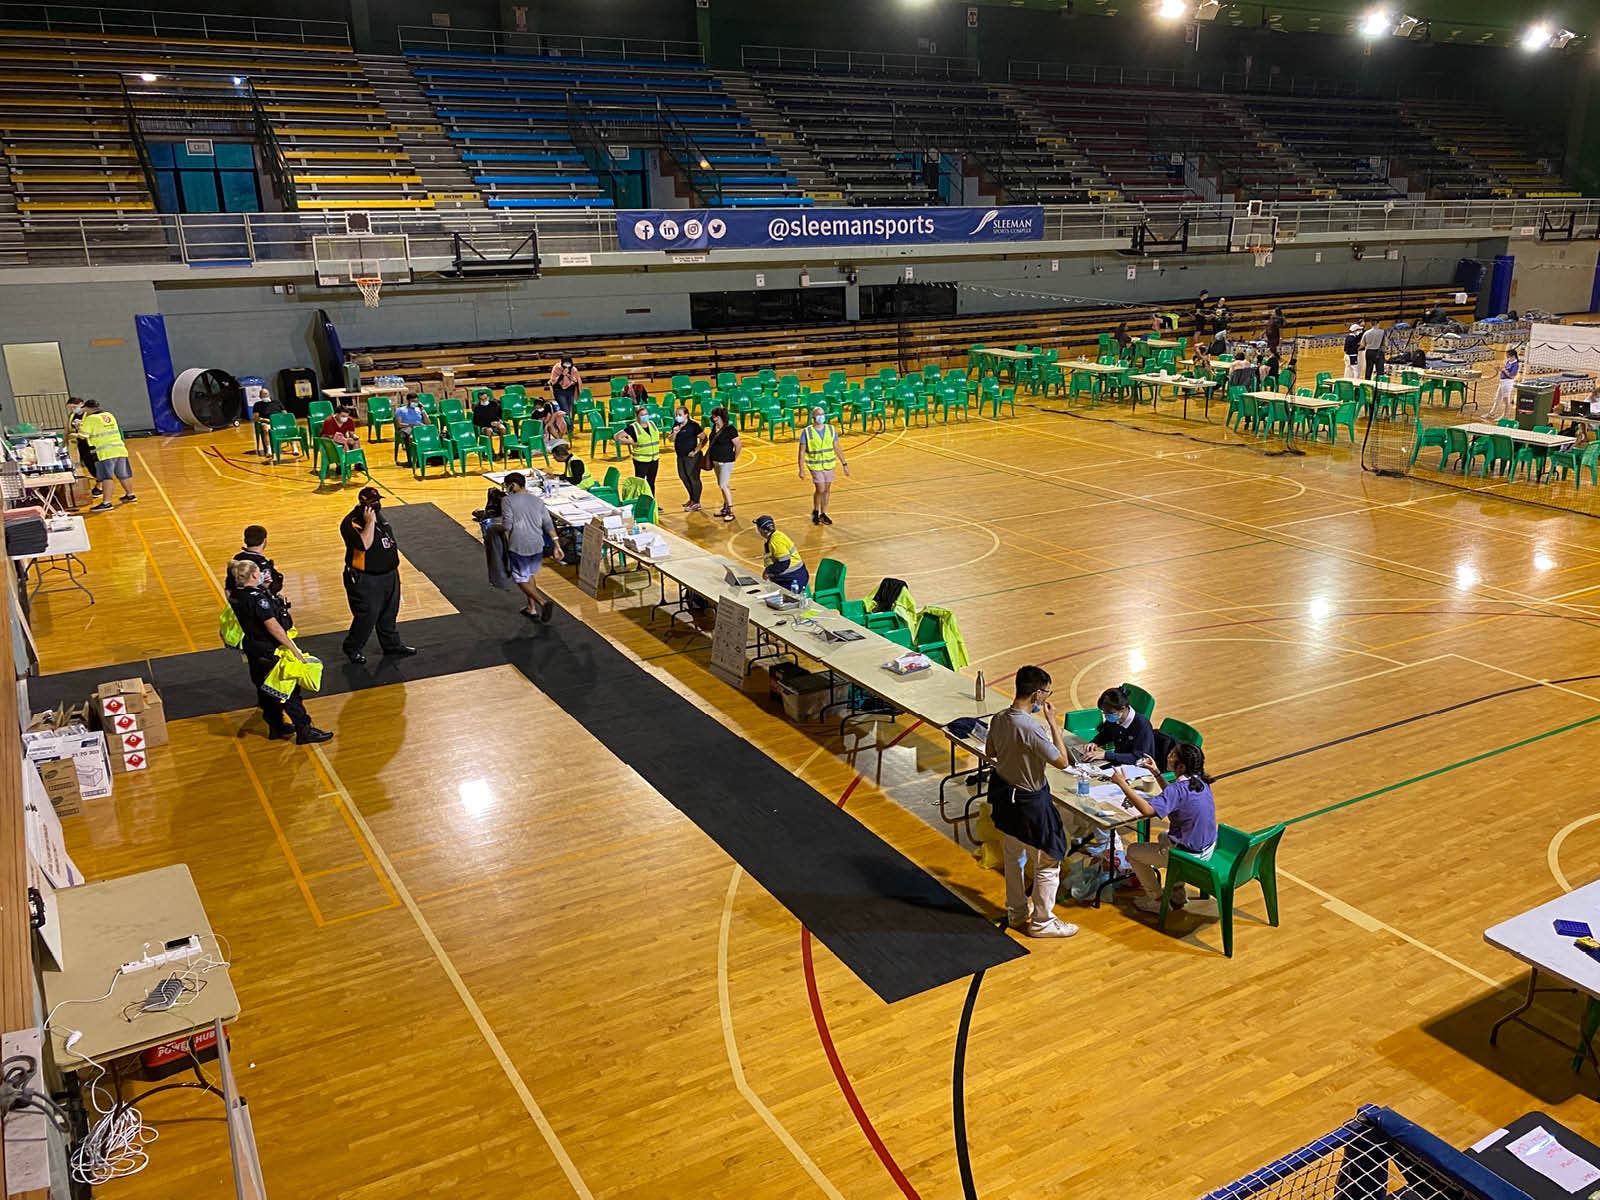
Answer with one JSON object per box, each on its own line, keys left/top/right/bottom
{"left": 984, "top": 665, "right": 1078, "bottom": 938}
{"left": 1360, "top": 320, "right": 1386, "bottom": 380}
{"left": 497, "top": 472, "right": 563, "bottom": 622}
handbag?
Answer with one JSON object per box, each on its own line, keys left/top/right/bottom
{"left": 699, "top": 452, "right": 714, "bottom": 473}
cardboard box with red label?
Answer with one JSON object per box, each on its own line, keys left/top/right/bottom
{"left": 94, "top": 678, "right": 167, "bottom": 749}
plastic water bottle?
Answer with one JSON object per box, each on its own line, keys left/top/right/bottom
{"left": 1076, "top": 769, "right": 1091, "bottom": 798}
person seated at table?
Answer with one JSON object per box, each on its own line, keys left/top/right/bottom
{"left": 550, "top": 442, "right": 590, "bottom": 488}
{"left": 1262, "top": 348, "right": 1282, "bottom": 387}
{"left": 754, "top": 514, "right": 808, "bottom": 594}
{"left": 1227, "top": 351, "right": 1258, "bottom": 391}
{"left": 1110, "top": 742, "right": 1217, "bottom": 913}
{"left": 1191, "top": 343, "right": 1212, "bottom": 376}
{"left": 319, "top": 407, "right": 360, "bottom": 451}
{"left": 472, "top": 392, "right": 507, "bottom": 440}
{"left": 1113, "top": 321, "right": 1133, "bottom": 354}
{"left": 1078, "top": 687, "right": 1155, "bottom": 766}
{"left": 1488, "top": 348, "right": 1520, "bottom": 420}
{"left": 1209, "top": 322, "right": 1230, "bottom": 358}
{"left": 394, "top": 394, "right": 427, "bottom": 444}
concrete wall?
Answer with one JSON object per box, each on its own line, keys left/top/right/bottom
{"left": 0, "top": 281, "right": 157, "bottom": 430}
{"left": 1506, "top": 235, "right": 1600, "bottom": 316}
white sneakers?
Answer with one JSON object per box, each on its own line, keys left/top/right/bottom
{"left": 1024, "top": 918, "right": 1079, "bottom": 938}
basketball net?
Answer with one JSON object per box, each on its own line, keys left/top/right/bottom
{"left": 355, "top": 275, "right": 383, "bottom": 308}
{"left": 1250, "top": 247, "right": 1272, "bottom": 268}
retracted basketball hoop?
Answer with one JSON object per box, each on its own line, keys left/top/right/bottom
{"left": 354, "top": 274, "right": 383, "bottom": 307}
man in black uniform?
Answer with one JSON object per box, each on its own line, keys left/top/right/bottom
{"left": 340, "top": 485, "right": 418, "bottom": 665}
{"left": 224, "top": 525, "right": 282, "bottom": 598}
{"left": 228, "top": 557, "right": 332, "bottom": 744}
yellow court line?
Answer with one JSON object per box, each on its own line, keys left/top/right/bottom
{"left": 717, "top": 743, "right": 846, "bottom": 1200}
{"left": 133, "top": 450, "right": 227, "bottom": 603}
{"left": 307, "top": 745, "right": 594, "bottom": 1199}
{"left": 128, "top": 519, "right": 200, "bottom": 653}
{"left": 1443, "top": 653, "right": 1600, "bottom": 707}
{"left": 233, "top": 739, "right": 325, "bottom": 926}
{"left": 302, "top": 767, "right": 401, "bottom": 910}
{"left": 1194, "top": 655, "right": 1446, "bottom": 724}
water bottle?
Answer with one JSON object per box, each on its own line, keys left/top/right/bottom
{"left": 1076, "top": 769, "right": 1090, "bottom": 798}
{"left": 974, "top": 671, "right": 985, "bottom": 701}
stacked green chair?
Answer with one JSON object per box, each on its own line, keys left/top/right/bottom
{"left": 1156, "top": 824, "right": 1285, "bottom": 958}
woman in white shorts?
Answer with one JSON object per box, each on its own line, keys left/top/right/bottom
{"left": 701, "top": 406, "right": 742, "bottom": 523}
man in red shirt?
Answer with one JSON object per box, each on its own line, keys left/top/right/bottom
{"left": 320, "top": 408, "right": 360, "bottom": 451}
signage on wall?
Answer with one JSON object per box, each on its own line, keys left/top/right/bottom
{"left": 1127, "top": 266, "right": 1137, "bottom": 280}
{"left": 185, "top": 138, "right": 214, "bottom": 157}
{"left": 616, "top": 206, "right": 1046, "bottom": 253}
{"left": 967, "top": 6, "right": 978, "bottom": 26}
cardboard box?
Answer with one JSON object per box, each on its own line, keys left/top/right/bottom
{"left": 36, "top": 759, "right": 81, "bottom": 818}
{"left": 97, "top": 684, "right": 167, "bottom": 747}
{"left": 22, "top": 729, "right": 111, "bottom": 800}
{"left": 778, "top": 672, "right": 839, "bottom": 724}
{"left": 117, "top": 750, "right": 148, "bottom": 773}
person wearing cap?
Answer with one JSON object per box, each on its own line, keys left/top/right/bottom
{"left": 65, "top": 396, "right": 101, "bottom": 500}
{"left": 755, "top": 515, "right": 808, "bottom": 593}
{"left": 77, "top": 398, "right": 134, "bottom": 511}
{"left": 797, "top": 405, "right": 848, "bottom": 526}
{"left": 1343, "top": 323, "right": 1364, "bottom": 381}
{"left": 228, "top": 557, "right": 333, "bottom": 745}
{"left": 340, "top": 486, "right": 418, "bottom": 665}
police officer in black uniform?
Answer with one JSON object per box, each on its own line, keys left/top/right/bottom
{"left": 224, "top": 524, "right": 282, "bottom": 598}
{"left": 340, "top": 485, "right": 419, "bottom": 665}
{"left": 227, "top": 557, "right": 332, "bottom": 744}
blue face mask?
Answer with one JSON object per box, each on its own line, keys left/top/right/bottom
{"left": 1100, "top": 710, "right": 1116, "bottom": 723}
{"left": 1030, "top": 703, "right": 1042, "bottom": 714}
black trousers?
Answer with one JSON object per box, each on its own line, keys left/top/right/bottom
{"left": 676, "top": 451, "right": 702, "bottom": 505}
{"left": 342, "top": 567, "right": 404, "bottom": 654}
{"left": 245, "top": 651, "right": 309, "bottom": 731}
{"left": 1365, "top": 351, "right": 1385, "bottom": 379}
{"left": 633, "top": 459, "right": 659, "bottom": 492}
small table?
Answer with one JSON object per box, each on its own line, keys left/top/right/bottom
{"left": 1483, "top": 878, "right": 1600, "bottom": 1077}
{"left": 322, "top": 384, "right": 409, "bottom": 419}
{"left": 1246, "top": 391, "right": 1339, "bottom": 448}
{"left": 973, "top": 347, "right": 1040, "bottom": 382}
{"left": 9, "top": 514, "right": 91, "bottom": 602}
{"left": 18, "top": 468, "right": 78, "bottom": 516}
{"left": 1051, "top": 762, "right": 1161, "bottom": 907}
{"left": 1452, "top": 422, "right": 1576, "bottom": 450}
{"left": 40, "top": 864, "right": 239, "bottom": 1067}
{"left": 1131, "top": 373, "right": 1218, "bottom": 419}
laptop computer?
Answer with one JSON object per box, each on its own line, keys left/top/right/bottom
{"left": 724, "top": 564, "right": 759, "bottom": 588}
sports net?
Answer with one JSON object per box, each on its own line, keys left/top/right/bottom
{"left": 1201, "top": 1106, "right": 1516, "bottom": 1200}
{"left": 1359, "top": 317, "right": 1600, "bottom": 520}
{"left": 354, "top": 275, "right": 383, "bottom": 308}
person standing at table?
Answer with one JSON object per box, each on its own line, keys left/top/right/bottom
{"left": 754, "top": 515, "right": 808, "bottom": 594}
{"left": 1109, "top": 742, "right": 1217, "bottom": 913}
{"left": 1192, "top": 291, "right": 1211, "bottom": 338}
{"left": 1079, "top": 686, "right": 1156, "bottom": 766}
{"left": 548, "top": 354, "right": 582, "bottom": 421}
{"left": 671, "top": 403, "right": 703, "bottom": 513}
{"left": 65, "top": 396, "right": 101, "bottom": 499}
{"left": 497, "top": 472, "right": 563, "bottom": 622}
{"left": 1488, "top": 348, "right": 1521, "bottom": 420}
{"left": 798, "top": 405, "right": 849, "bottom": 526}
{"left": 984, "top": 665, "right": 1078, "bottom": 938}
{"left": 702, "top": 406, "right": 741, "bottom": 523}
{"left": 1361, "top": 320, "right": 1387, "bottom": 380}
{"left": 340, "top": 485, "right": 418, "bottom": 666}
{"left": 615, "top": 403, "right": 661, "bottom": 494}
{"left": 78, "top": 399, "right": 134, "bottom": 511}
{"left": 1343, "top": 323, "right": 1364, "bottom": 381}
{"left": 228, "top": 557, "right": 332, "bottom": 745}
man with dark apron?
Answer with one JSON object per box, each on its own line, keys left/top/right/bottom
{"left": 984, "top": 666, "right": 1079, "bottom": 938}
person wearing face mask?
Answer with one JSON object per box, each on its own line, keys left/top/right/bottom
{"left": 615, "top": 404, "right": 661, "bottom": 493}
{"left": 339, "top": 485, "right": 419, "bottom": 665}
{"left": 983, "top": 665, "right": 1078, "bottom": 938}
{"left": 548, "top": 355, "right": 582, "bottom": 421}
{"left": 671, "top": 404, "right": 703, "bottom": 512}
{"left": 1078, "top": 686, "right": 1156, "bottom": 766}
{"left": 797, "top": 405, "right": 849, "bottom": 526}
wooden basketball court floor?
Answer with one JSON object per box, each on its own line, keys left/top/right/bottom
{"left": 35, "top": 343, "right": 1600, "bottom": 1198}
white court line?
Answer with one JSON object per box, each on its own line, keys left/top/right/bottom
{"left": 1194, "top": 655, "right": 1448, "bottom": 724}
{"left": 310, "top": 746, "right": 594, "bottom": 1199}
{"left": 1548, "top": 813, "right": 1600, "bottom": 893}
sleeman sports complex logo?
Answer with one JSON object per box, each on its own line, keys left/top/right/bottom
{"left": 968, "top": 208, "right": 1038, "bottom": 237}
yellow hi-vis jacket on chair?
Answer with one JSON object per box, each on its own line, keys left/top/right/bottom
{"left": 79, "top": 411, "right": 126, "bottom": 459}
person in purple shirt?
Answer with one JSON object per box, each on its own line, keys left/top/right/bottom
{"left": 1110, "top": 742, "right": 1218, "bottom": 915}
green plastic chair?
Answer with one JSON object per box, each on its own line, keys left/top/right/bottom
{"left": 590, "top": 420, "right": 626, "bottom": 460}
{"left": 502, "top": 424, "right": 550, "bottom": 469}
{"left": 883, "top": 625, "right": 915, "bottom": 650}
{"left": 267, "top": 412, "right": 306, "bottom": 463}
{"left": 912, "top": 611, "right": 948, "bottom": 660}
{"left": 365, "top": 396, "right": 395, "bottom": 442}
{"left": 1157, "top": 824, "right": 1285, "bottom": 958}
{"left": 1120, "top": 682, "right": 1155, "bottom": 721}
{"left": 1409, "top": 420, "right": 1449, "bottom": 466}
{"left": 900, "top": 391, "right": 931, "bottom": 428}
{"left": 588, "top": 485, "right": 621, "bottom": 505}
{"left": 864, "top": 610, "right": 906, "bottom": 637}
{"left": 1063, "top": 708, "right": 1102, "bottom": 744}
{"left": 314, "top": 436, "right": 370, "bottom": 485}
{"left": 406, "top": 426, "right": 453, "bottom": 478}
{"left": 1551, "top": 440, "right": 1600, "bottom": 488}
{"left": 983, "top": 385, "right": 1017, "bottom": 419}
{"left": 299, "top": 399, "right": 334, "bottom": 447}
{"left": 1158, "top": 717, "right": 1202, "bottom": 748}
{"left": 812, "top": 558, "right": 847, "bottom": 611}
{"left": 934, "top": 387, "right": 971, "bottom": 423}
{"left": 437, "top": 397, "right": 465, "bottom": 428}
{"left": 446, "top": 421, "right": 493, "bottom": 472}
{"left": 1467, "top": 433, "right": 1514, "bottom": 477}
{"left": 628, "top": 493, "right": 657, "bottom": 524}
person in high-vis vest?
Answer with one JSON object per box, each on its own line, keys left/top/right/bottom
{"left": 755, "top": 515, "right": 808, "bottom": 594}
{"left": 76, "top": 399, "right": 135, "bottom": 511}
{"left": 616, "top": 404, "right": 661, "bottom": 493}
{"left": 797, "top": 406, "right": 850, "bottom": 526}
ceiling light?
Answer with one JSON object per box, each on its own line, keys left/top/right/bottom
{"left": 1522, "top": 22, "right": 1552, "bottom": 50}
{"left": 1156, "top": 0, "right": 1187, "bottom": 18}
{"left": 138, "top": 72, "right": 158, "bottom": 82}
{"left": 1551, "top": 28, "right": 1578, "bottom": 48}
{"left": 1391, "top": 13, "right": 1420, "bottom": 36}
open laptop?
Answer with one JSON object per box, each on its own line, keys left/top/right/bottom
{"left": 723, "top": 564, "right": 759, "bottom": 588}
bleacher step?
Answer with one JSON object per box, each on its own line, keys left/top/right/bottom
{"left": 357, "top": 52, "right": 484, "bottom": 213}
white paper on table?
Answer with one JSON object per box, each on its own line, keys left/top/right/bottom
{"left": 1506, "top": 1126, "right": 1600, "bottom": 1192}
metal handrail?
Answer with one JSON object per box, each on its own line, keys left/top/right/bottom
{"left": 1007, "top": 60, "right": 1466, "bottom": 101}
{"left": 564, "top": 99, "right": 624, "bottom": 208}
{"left": 6, "top": 198, "right": 1600, "bottom": 271}
{"left": 246, "top": 81, "right": 297, "bottom": 210}
{"left": 0, "top": 2, "right": 348, "bottom": 44}
{"left": 653, "top": 99, "right": 722, "bottom": 207}
{"left": 397, "top": 24, "right": 701, "bottom": 62}
{"left": 741, "top": 44, "right": 979, "bottom": 80}
{"left": 117, "top": 75, "right": 160, "bottom": 204}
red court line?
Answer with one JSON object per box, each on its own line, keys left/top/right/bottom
{"left": 803, "top": 722, "right": 925, "bottom": 1200}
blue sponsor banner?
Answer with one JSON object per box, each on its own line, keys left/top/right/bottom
{"left": 615, "top": 206, "right": 1046, "bottom": 252}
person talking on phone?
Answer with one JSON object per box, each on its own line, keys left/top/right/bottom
{"left": 983, "top": 665, "right": 1079, "bottom": 938}
{"left": 548, "top": 354, "right": 582, "bottom": 421}
{"left": 340, "top": 485, "right": 419, "bottom": 665}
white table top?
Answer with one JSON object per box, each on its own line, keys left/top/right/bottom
{"left": 9, "top": 515, "right": 88, "bottom": 561}
{"left": 1416, "top": 368, "right": 1483, "bottom": 382}
{"left": 1484, "top": 878, "right": 1600, "bottom": 998}
{"left": 1062, "top": 360, "right": 1126, "bottom": 373}
{"left": 1142, "top": 338, "right": 1181, "bottom": 348}
{"left": 323, "top": 385, "right": 409, "bottom": 398}
{"left": 1361, "top": 380, "right": 1422, "bottom": 395}
{"left": 976, "top": 347, "right": 1038, "bottom": 360}
{"left": 1453, "top": 423, "right": 1577, "bottom": 448}
{"left": 1132, "top": 373, "right": 1217, "bottom": 390}
{"left": 1246, "top": 392, "right": 1339, "bottom": 411}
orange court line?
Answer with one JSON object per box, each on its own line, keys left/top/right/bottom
{"left": 128, "top": 519, "right": 200, "bottom": 653}
{"left": 304, "top": 757, "right": 403, "bottom": 909}
{"left": 233, "top": 738, "right": 326, "bottom": 926}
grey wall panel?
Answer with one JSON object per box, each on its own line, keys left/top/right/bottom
{"left": 0, "top": 281, "right": 158, "bottom": 430}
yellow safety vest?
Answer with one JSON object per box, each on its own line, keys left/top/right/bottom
{"left": 765, "top": 531, "right": 802, "bottom": 571}
{"left": 631, "top": 420, "right": 661, "bottom": 463}
{"left": 802, "top": 423, "right": 837, "bottom": 472}
{"left": 79, "top": 411, "right": 126, "bottom": 459}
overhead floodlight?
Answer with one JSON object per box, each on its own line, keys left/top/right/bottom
{"left": 1521, "top": 21, "right": 1552, "bottom": 50}
{"left": 1359, "top": 8, "right": 1390, "bottom": 37}
{"left": 1156, "top": 0, "right": 1187, "bottom": 18}
{"left": 138, "top": 71, "right": 158, "bottom": 82}
{"left": 1194, "top": 0, "right": 1223, "bottom": 19}
{"left": 231, "top": 75, "right": 244, "bottom": 85}
{"left": 1391, "top": 13, "right": 1420, "bottom": 36}
{"left": 1551, "top": 28, "right": 1578, "bottom": 48}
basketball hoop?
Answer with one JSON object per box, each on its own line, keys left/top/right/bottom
{"left": 354, "top": 275, "right": 383, "bottom": 308}
{"left": 1250, "top": 246, "right": 1273, "bottom": 268}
